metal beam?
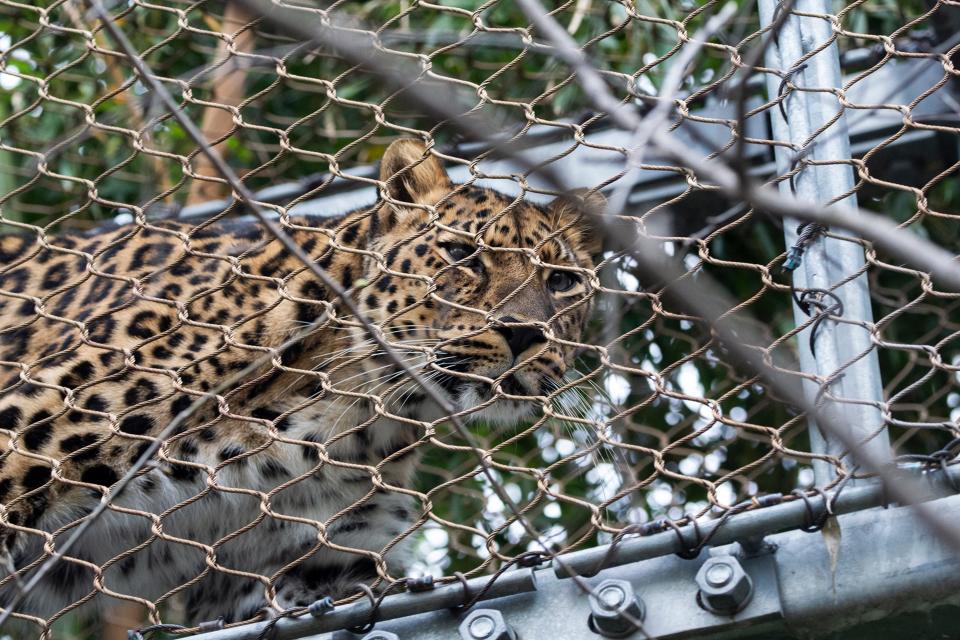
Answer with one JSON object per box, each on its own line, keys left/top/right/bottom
{"left": 350, "top": 489, "right": 960, "bottom": 640}
{"left": 186, "top": 465, "right": 960, "bottom": 640}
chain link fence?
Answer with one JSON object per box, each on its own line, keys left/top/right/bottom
{"left": 1, "top": 0, "right": 959, "bottom": 638}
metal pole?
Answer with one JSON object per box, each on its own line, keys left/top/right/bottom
{"left": 186, "top": 464, "right": 960, "bottom": 639}
{"left": 757, "top": 0, "right": 891, "bottom": 485}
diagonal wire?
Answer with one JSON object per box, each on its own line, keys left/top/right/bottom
{"left": 2, "top": 0, "right": 959, "bottom": 635}
{"left": 0, "top": 312, "right": 340, "bottom": 628}
{"left": 42, "top": 1, "right": 661, "bottom": 636}
{"left": 515, "top": 0, "right": 960, "bottom": 551}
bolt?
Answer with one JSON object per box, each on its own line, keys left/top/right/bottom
{"left": 599, "top": 583, "right": 626, "bottom": 609}
{"left": 695, "top": 556, "right": 754, "bottom": 615}
{"left": 469, "top": 615, "right": 496, "bottom": 638}
{"left": 705, "top": 561, "right": 733, "bottom": 587}
{"left": 588, "top": 579, "right": 646, "bottom": 638}
{"left": 361, "top": 632, "right": 399, "bottom": 640}
{"left": 458, "top": 609, "right": 516, "bottom": 640}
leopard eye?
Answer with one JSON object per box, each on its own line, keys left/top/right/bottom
{"left": 441, "top": 242, "right": 476, "bottom": 263}
{"left": 547, "top": 270, "right": 579, "bottom": 293}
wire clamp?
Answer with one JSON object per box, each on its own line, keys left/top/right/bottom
{"left": 308, "top": 596, "right": 335, "bottom": 617}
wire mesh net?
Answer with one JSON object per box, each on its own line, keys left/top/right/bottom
{"left": 0, "top": 0, "right": 959, "bottom": 637}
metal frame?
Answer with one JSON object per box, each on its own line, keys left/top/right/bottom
{"left": 758, "top": 0, "right": 892, "bottom": 485}
{"left": 167, "top": 47, "right": 955, "bottom": 228}
{"left": 187, "top": 465, "right": 960, "bottom": 639}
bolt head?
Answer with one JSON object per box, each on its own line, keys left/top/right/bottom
{"left": 695, "top": 556, "right": 754, "bottom": 615}
{"left": 599, "top": 584, "right": 626, "bottom": 609}
{"left": 588, "top": 579, "right": 645, "bottom": 638}
{"left": 705, "top": 561, "right": 734, "bottom": 587}
{"left": 468, "top": 614, "right": 496, "bottom": 638}
{"left": 458, "top": 608, "right": 515, "bottom": 640}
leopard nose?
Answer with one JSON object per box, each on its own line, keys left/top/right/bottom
{"left": 494, "top": 316, "right": 546, "bottom": 359}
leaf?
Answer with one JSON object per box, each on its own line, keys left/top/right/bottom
{"left": 821, "top": 516, "right": 842, "bottom": 592}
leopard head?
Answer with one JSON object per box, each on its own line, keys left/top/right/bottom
{"left": 350, "top": 139, "right": 603, "bottom": 425}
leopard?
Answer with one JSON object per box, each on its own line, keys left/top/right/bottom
{"left": 0, "top": 139, "right": 603, "bottom": 628}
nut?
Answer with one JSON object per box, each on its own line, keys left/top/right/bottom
{"left": 361, "top": 632, "right": 399, "bottom": 640}
{"left": 458, "top": 608, "right": 517, "bottom": 640}
{"left": 695, "top": 556, "right": 754, "bottom": 615}
{"left": 588, "top": 579, "right": 646, "bottom": 638}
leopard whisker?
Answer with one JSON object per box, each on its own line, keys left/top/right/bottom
{"left": 311, "top": 338, "right": 438, "bottom": 367}
{"left": 387, "top": 357, "right": 456, "bottom": 410}
{"left": 303, "top": 353, "right": 429, "bottom": 403}
{"left": 327, "top": 368, "right": 414, "bottom": 433}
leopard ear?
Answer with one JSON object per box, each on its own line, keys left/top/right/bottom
{"left": 549, "top": 188, "right": 606, "bottom": 257}
{"left": 379, "top": 139, "right": 452, "bottom": 206}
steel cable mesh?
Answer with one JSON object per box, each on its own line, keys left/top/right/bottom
{"left": 0, "top": 0, "right": 958, "bottom": 636}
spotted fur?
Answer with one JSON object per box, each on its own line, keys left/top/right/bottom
{"left": 0, "top": 140, "right": 601, "bottom": 624}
